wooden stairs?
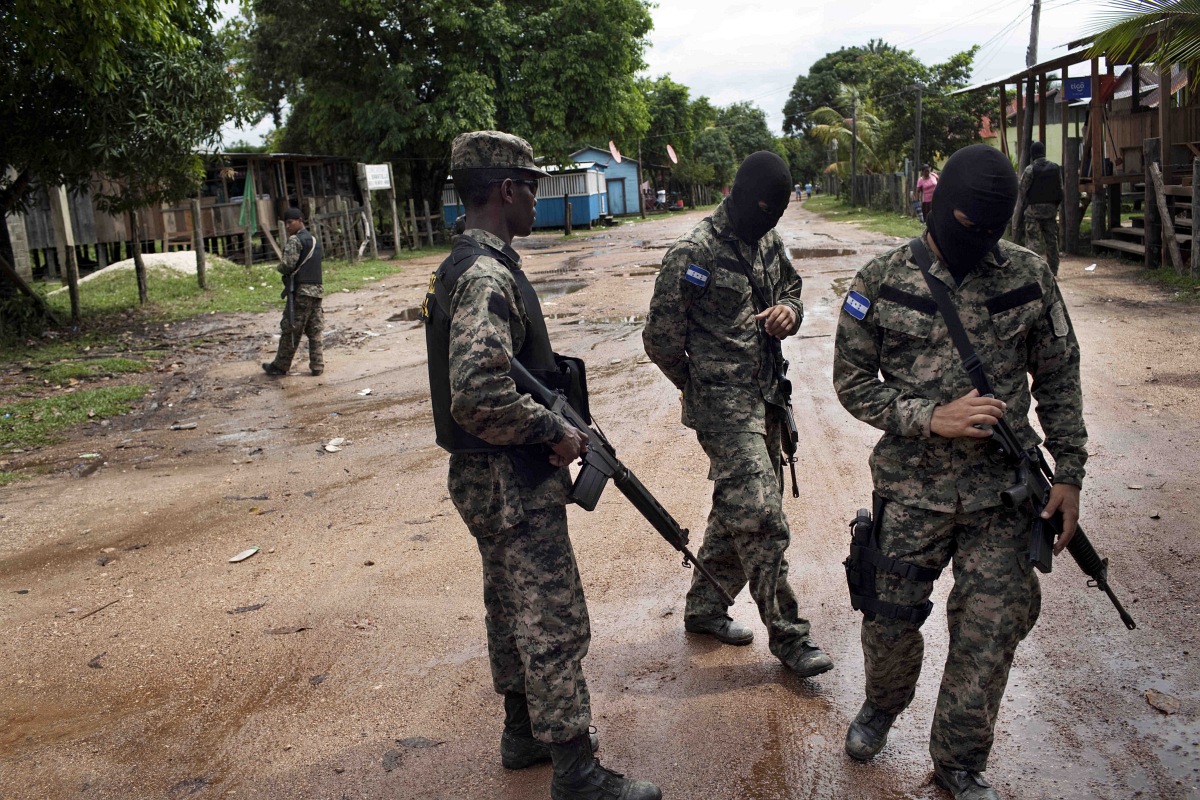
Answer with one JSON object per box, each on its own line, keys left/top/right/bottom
{"left": 1093, "top": 184, "right": 1195, "bottom": 261}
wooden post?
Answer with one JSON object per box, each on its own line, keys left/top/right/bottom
{"left": 422, "top": 199, "right": 435, "bottom": 247}
{"left": 564, "top": 192, "right": 572, "bottom": 236}
{"left": 999, "top": 83, "right": 1009, "bottom": 158}
{"left": 129, "top": 208, "right": 149, "bottom": 304}
{"left": 1064, "top": 137, "right": 1082, "bottom": 255}
{"left": 1015, "top": 78, "right": 1025, "bottom": 164}
{"left": 1149, "top": 162, "right": 1184, "bottom": 274}
{"left": 48, "top": 186, "right": 81, "bottom": 321}
{"left": 1090, "top": 58, "right": 1106, "bottom": 243}
{"left": 191, "top": 195, "right": 207, "bottom": 289}
{"left": 1192, "top": 158, "right": 1200, "bottom": 279}
{"left": 1038, "top": 73, "right": 1048, "bottom": 146}
{"left": 355, "top": 163, "right": 380, "bottom": 260}
{"left": 1160, "top": 64, "right": 1172, "bottom": 180}
{"left": 387, "top": 163, "right": 401, "bottom": 254}
{"left": 342, "top": 200, "right": 354, "bottom": 262}
{"left": 306, "top": 197, "right": 319, "bottom": 254}
{"left": 1060, "top": 67, "right": 1070, "bottom": 243}
{"left": 1144, "top": 137, "right": 1162, "bottom": 268}
{"left": 408, "top": 198, "right": 420, "bottom": 249}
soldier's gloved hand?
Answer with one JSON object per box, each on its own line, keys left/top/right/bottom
{"left": 930, "top": 389, "right": 1006, "bottom": 439}
{"left": 549, "top": 424, "right": 589, "bottom": 467}
{"left": 1042, "top": 483, "right": 1081, "bottom": 554}
{"left": 754, "top": 305, "right": 797, "bottom": 339}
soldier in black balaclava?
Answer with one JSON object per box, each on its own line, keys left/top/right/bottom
{"left": 834, "top": 142, "right": 1088, "bottom": 800}
{"left": 644, "top": 151, "right": 835, "bottom": 681}
{"left": 1018, "top": 140, "right": 1064, "bottom": 274}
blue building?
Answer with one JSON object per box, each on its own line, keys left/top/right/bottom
{"left": 442, "top": 162, "right": 611, "bottom": 230}
{"left": 570, "top": 146, "right": 642, "bottom": 216}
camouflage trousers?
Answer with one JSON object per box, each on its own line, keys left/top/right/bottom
{"left": 686, "top": 414, "right": 810, "bottom": 659}
{"left": 470, "top": 504, "right": 592, "bottom": 743}
{"left": 270, "top": 294, "right": 324, "bottom": 373}
{"left": 861, "top": 499, "right": 1041, "bottom": 771}
{"left": 1024, "top": 208, "right": 1060, "bottom": 275}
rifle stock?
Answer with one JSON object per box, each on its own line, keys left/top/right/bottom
{"left": 510, "top": 359, "right": 736, "bottom": 606}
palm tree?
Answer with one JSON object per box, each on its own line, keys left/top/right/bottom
{"left": 807, "top": 86, "right": 890, "bottom": 176}
{"left": 1087, "top": 1, "right": 1200, "bottom": 70}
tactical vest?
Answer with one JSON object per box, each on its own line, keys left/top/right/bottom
{"left": 1026, "top": 160, "right": 1063, "bottom": 205}
{"left": 291, "top": 228, "right": 323, "bottom": 285}
{"left": 423, "top": 235, "right": 557, "bottom": 454}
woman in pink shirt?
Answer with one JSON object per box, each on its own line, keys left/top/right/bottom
{"left": 914, "top": 164, "right": 938, "bottom": 221}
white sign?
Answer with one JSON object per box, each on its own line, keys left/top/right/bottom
{"left": 364, "top": 164, "right": 391, "bottom": 191}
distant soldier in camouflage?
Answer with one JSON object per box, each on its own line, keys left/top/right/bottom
{"left": 422, "top": 130, "right": 660, "bottom": 800}
{"left": 262, "top": 207, "right": 324, "bottom": 376}
{"left": 1019, "top": 141, "right": 1063, "bottom": 275}
{"left": 643, "top": 151, "right": 833, "bottom": 679}
{"left": 834, "top": 144, "right": 1087, "bottom": 800}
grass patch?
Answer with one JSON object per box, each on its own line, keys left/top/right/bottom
{"left": 0, "top": 384, "right": 150, "bottom": 450}
{"left": 0, "top": 471, "right": 27, "bottom": 487}
{"left": 804, "top": 195, "right": 924, "bottom": 239}
{"left": 1146, "top": 267, "right": 1200, "bottom": 302}
{"left": 37, "top": 252, "right": 439, "bottom": 325}
{"left": 39, "top": 357, "right": 149, "bottom": 385}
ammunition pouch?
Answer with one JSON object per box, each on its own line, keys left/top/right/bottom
{"left": 843, "top": 494, "right": 941, "bottom": 626}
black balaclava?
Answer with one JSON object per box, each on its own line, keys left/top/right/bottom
{"left": 726, "top": 151, "right": 792, "bottom": 244}
{"left": 1031, "top": 141, "right": 1046, "bottom": 160}
{"left": 928, "top": 144, "right": 1017, "bottom": 283}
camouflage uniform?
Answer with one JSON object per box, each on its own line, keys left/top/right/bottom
{"left": 833, "top": 234, "right": 1087, "bottom": 772}
{"left": 1020, "top": 158, "right": 1062, "bottom": 275}
{"left": 643, "top": 199, "right": 813, "bottom": 661}
{"left": 269, "top": 231, "right": 324, "bottom": 374}
{"left": 443, "top": 226, "right": 591, "bottom": 744}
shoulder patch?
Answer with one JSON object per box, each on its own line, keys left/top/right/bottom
{"left": 843, "top": 290, "right": 871, "bottom": 320}
{"left": 683, "top": 264, "right": 710, "bottom": 287}
{"left": 1049, "top": 300, "right": 1069, "bottom": 338}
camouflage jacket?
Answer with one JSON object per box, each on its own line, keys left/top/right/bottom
{"left": 445, "top": 229, "right": 570, "bottom": 531}
{"left": 643, "top": 200, "right": 803, "bottom": 434}
{"left": 833, "top": 235, "right": 1087, "bottom": 513}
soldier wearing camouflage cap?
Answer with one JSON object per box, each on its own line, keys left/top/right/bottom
{"left": 422, "top": 130, "right": 661, "bottom": 800}
{"left": 833, "top": 144, "right": 1087, "bottom": 800}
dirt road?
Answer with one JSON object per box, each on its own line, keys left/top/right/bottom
{"left": 1, "top": 201, "right": 1197, "bottom": 800}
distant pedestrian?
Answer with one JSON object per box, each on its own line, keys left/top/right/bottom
{"left": 795, "top": 182, "right": 803, "bottom": 201}
{"left": 1019, "top": 141, "right": 1064, "bottom": 275}
{"left": 804, "top": 182, "right": 813, "bottom": 199}
{"left": 262, "top": 207, "right": 323, "bottom": 377}
{"left": 915, "top": 164, "right": 939, "bottom": 222}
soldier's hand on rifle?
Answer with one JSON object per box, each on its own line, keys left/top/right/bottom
{"left": 550, "top": 424, "right": 589, "bottom": 467}
{"left": 1041, "top": 483, "right": 1080, "bottom": 553}
{"left": 754, "top": 305, "right": 797, "bottom": 339}
{"left": 930, "top": 389, "right": 1006, "bottom": 439}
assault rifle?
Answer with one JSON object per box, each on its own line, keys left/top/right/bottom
{"left": 510, "top": 359, "right": 736, "bottom": 606}
{"left": 772, "top": 340, "right": 800, "bottom": 498}
{"left": 988, "top": 415, "right": 1136, "bottom": 630}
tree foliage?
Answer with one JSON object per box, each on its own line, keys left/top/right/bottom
{"left": 0, "top": 0, "right": 244, "bottom": 219}
{"left": 717, "top": 102, "right": 776, "bottom": 163}
{"left": 239, "top": 0, "right": 653, "bottom": 209}
{"left": 1087, "top": 0, "right": 1200, "bottom": 70}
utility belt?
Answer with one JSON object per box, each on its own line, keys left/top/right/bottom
{"left": 843, "top": 493, "right": 943, "bottom": 626}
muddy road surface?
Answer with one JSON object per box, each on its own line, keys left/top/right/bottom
{"left": 2, "top": 202, "right": 1197, "bottom": 800}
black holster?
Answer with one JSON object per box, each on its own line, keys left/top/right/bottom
{"left": 843, "top": 493, "right": 941, "bottom": 626}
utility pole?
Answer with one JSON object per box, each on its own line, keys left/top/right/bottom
{"left": 850, "top": 90, "right": 858, "bottom": 206}
{"left": 1022, "top": 0, "right": 1041, "bottom": 171}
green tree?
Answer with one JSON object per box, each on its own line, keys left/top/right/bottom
{"left": 692, "top": 127, "right": 737, "bottom": 188}
{"left": 717, "top": 102, "right": 776, "bottom": 162}
{"left": 782, "top": 45, "right": 872, "bottom": 135}
{"left": 1087, "top": 1, "right": 1200, "bottom": 73}
{"left": 777, "top": 135, "right": 825, "bottom": 186}
{"left": 240, "top": 0, "right": 653, "bottom": 213}
{"left": 808, "top": 87, "right": 890, "bottom": 176}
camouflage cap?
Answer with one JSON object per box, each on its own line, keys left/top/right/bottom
{"left": 451, "top": 130, "right": 549, "bottom": 177}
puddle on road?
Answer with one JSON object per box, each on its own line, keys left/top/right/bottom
{"left": 388, "top": 307, "right": 424, "bottom": 322}
{"left": 626, "top": 263, "right": 661, "bottom": 277}
{"left": 585, "top": 315, "right": 645, "bottom": 325}
{"left": 533, "top": 279, "right": 588, "bottom": 300}
{"left": 830, "top": 276, "right": 854, "bottom": 297}
{"left": 790, "top": 246, "right": 858, "bottom": 259}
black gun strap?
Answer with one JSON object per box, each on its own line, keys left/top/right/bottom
{"left": 729, "top": 245, "right": 772, "bottom": 315}
{"left": 909, "top": 238, "right": 994, "bottom": 397}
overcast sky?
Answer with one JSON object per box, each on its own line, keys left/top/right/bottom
{"left": 221, "top": 0, "right": 1114, "bottom": 146}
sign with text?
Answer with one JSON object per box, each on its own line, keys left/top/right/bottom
{"left": 364, "top": 164, "right": 392, "bottom": 191}
{"left": 1063, "top": 77, "right": 1091, "bottom": 101}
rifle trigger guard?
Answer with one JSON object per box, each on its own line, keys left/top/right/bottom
{"left": 681, "top": 556, "right": 691, "bottom": 569}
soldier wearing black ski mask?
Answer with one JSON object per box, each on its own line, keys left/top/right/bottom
{"left": 926, "top": 144, "right": 1019, "bottom": 284}
{"left": 726, "top": 151, "right": 794, "bottom": 245}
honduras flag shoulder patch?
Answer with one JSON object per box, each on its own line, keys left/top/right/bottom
{"left": 683, "top": 264, "right": 710, "bottom": 287}
{"left": 843, "top": 290, "right": 871, "bottom": 320}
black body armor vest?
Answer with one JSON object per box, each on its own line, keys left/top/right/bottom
{"left": 1026, "top": 160, "right": 1063, "bottom": 205}
{"left": 291, "top": 228, "right": 323, "bottom": 285}
{"left": 423, "top": 235, "right": 557, "bottom": 454}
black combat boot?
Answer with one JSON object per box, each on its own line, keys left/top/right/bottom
{"left": 844, "top": 700, "right": 898, "bottom": 761}
{"left": 500, "top": 693, "right": 598, "bottom": 770}
{"left": 933, "top": 763, "right": 1001, "bottom": 800}
{"left": 781, "top": 638, "right": 834, "bottom": 678}
{"left": 549, "top": 733, "right": 661, "bottom": 800}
